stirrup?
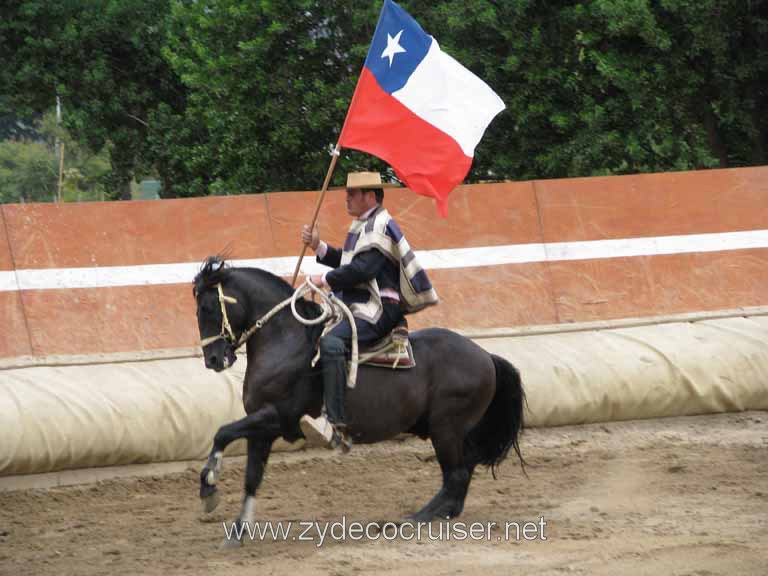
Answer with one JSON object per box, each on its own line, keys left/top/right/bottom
{"left": 330, "top": 425, "right": 352, "bottom": 454}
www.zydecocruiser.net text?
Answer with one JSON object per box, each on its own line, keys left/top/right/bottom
{"left": 223, "top": 516, "right": 547, "bottom": 546}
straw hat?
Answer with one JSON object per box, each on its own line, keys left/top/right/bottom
{"left": 346, "top": 172, "right": 401, "bottom": 190}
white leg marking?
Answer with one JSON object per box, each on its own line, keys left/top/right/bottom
{"left": 240, "top": 495, "right": 257, "bottom": 524}
{"left": 207, "top": 450, "right": 224, "bottom": 485}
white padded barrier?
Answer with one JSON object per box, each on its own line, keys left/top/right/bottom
{"left": 1, "top": 315, "right": 767, "bottom": 476}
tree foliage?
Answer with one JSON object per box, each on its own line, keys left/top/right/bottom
{"left": 0, "top": 0, "right": 187, "bottom": 199}
{"left": 0, "top": 140, "right": 57, "bottom": 203}
{"left": 0, "top": 111, "right": 111, "bottom": 203}
{"left": 414, "top": 0, "right": 767, "bottom": 179}
{"left": 1, "top": 0, "right": 766, "bottom": 202}
{"left": 161, "top": 0, "right": 385, "bottom": 194}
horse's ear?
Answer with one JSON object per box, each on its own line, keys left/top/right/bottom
{"left": 211, "top": 258, "right": 224, "bottom": 272}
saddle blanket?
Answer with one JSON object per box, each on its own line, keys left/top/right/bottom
{"left": 358, "top": 333, "right": 415, "bottom": 370}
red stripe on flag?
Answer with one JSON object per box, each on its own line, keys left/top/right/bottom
{"left": 339, "top": 67, "right": 472, "bottom": 216}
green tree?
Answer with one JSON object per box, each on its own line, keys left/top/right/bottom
{"left": 38, "top": 111, "right": 112, "bottom": 202}
{"left": 161, "top": 0, "right": 384, "bottom": 195}
{"left": 161, "top": 0, "right": 768, "bottom": 193}
{"left": 411, "top": 0, "right": 767, "bottom": 180}
{"left": 0, "top": 140, "right": 57, "bottom": 203}
{"left": 0, "top": 0, "right": 189, "bottom": 199}
{"left": 2, "top": 0, "right": 766, "bottom": 201}
{"left": 0, "top": 110, "right": 111, "bottom": 204}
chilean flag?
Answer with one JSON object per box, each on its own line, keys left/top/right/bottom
{"left": 338, "top": 0, "right": 505, "bottom": 216}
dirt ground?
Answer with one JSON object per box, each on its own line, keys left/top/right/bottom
{"left": 1, "top": 411, "right": 766, "bottom": 576}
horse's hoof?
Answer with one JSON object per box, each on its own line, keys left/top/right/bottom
{"left": 219, "top": 537, "right": 243, "bottom": 549}
{"left": 408, "top": 512, "right": 433, "bottom": 523}
{"left": 201, "top": 489, "right": 221, "bottom": 514}
{"left": 200, "top": 475, "right": 218, "bottom": 498}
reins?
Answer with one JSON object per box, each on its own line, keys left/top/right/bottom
{"left": 199, "top": 279, "right": 360, "bottom": 388}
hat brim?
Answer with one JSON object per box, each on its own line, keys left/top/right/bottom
{"left": 347, "top": 182, "right": 402, "bottom": 190}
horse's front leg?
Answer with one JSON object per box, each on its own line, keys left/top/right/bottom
{"left": 199, "top": 404, "right": 281, "bottom": 515}
{"left": 220, "top": 437, "right": 274, "bottom": 548}
{"left": 200, "top": 449, "right": 224, "bottom": 513}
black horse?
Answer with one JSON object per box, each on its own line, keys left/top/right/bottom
{"left": 193, "top": 256, "right": 525, "bottom": 546}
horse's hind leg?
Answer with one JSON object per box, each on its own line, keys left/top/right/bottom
{"left": 411, "top": 432, "right": 473, "bottom": 522}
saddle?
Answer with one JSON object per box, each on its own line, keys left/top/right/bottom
{"left": 358, "top": 318, "right": 415, "bottom": 369}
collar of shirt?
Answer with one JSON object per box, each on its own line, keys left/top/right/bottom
{"left": 357, "top": 205, "right": 379, "bottom": 221}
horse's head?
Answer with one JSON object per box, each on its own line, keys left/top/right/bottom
{"left": 193, "top": 256, "right": 244, "bottom": 372}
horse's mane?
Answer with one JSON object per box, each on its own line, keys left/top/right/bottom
{"left": 193, "top": 256, "right": 321, "bottom": 318}
{"left": 194, "top": 255, "right": 228, "bottom": 295}
{"left": 194, "top": 255, "right": 294, "bottom": 294}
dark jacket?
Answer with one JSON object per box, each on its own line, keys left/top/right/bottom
{"left": 318, "top": 244, "right": 400, "bottom": 306}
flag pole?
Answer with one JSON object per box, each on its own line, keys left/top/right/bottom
{"left": 291, "top": 143, "right": 342, "bottom": 287}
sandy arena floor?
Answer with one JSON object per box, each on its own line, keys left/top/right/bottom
{"left": 1, "top": 411, "right": 766, "bottom": 575}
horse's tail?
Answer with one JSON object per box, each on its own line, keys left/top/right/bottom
{"left": 466, "top": 354, "right": 526, "bottom": 478}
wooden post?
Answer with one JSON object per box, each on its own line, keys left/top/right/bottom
{"left": 291, "top": 144, "right": 341, "bottom": 286}
{"left": 57, "top": 142, "right": 65, "bottom": 202}
{"left": 56, "top": 95, "right": 64, "bottom": 202}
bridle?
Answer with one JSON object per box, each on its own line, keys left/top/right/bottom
{"left": 197, "top": 281, "right": 316, "bottom": 350}
{"left": 196, "top": 278, "right": 361, "bottom": 388}
{"left": 198, "top": 283, "right": 240, "bottom": 348}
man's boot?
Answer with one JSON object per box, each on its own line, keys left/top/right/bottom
{"left": 299, "top": 415, "right": 334, "bottom": 448}
{"left": 319, "top": 335, "right": 352, "bottom": 453}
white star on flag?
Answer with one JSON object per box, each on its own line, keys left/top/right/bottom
{"left": 381, "top": 30, "right": 406, "bottom": 67}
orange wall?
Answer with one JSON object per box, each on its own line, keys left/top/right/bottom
{"left": 533, "top": 168, "right": 768, "bottom": 322}
{"left": 1, "top": 166, "right": 767, "bottom": 357}
{"left": 0, "top": 209, "right": 32, "bottom": 357}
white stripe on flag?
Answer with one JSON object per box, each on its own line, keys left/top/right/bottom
{"left": 392, "top": 39, "right": 505, "bottom": 157}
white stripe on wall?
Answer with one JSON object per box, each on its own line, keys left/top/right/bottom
{"left": 0, "top": 272, "right": 19, "bottom": 292}
{"left": 1, "top": 229, "right": 766, "bottom": 292}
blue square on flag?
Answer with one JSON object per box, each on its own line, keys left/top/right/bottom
{"left": 364, "top": 2, "right": 431, "bottom": 93}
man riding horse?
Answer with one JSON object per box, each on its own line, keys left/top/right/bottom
{"left": 302, "top": 171, "right": 438, "bottom": 450}
{"left": 194, "top": 222, "right": 524, "bottom": 540}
